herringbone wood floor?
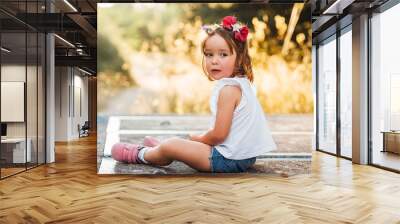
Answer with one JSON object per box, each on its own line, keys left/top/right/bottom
{"left": 1, "top": 135, "right": 400, "bottom": 223}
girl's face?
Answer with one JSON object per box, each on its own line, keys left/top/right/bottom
{"left": 203, "top": 34, "right": 237, "bottom": 80}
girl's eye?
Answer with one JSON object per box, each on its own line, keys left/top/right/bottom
{"left": 204, "top": 52, "right": 228, "bottom": 57}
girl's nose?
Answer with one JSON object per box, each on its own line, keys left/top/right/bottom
{"left": 211, "top": 56, "right": 219, "bottom": 64}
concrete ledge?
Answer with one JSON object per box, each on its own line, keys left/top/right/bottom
{"left": 98, "top": 115, "right": 313, "bottom": 176}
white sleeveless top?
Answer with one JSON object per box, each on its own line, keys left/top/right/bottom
{"left": 209, "top": 77, "right": 277, "bottom": 160}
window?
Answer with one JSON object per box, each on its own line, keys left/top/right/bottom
{"left": 339, "top": 27, "right": 352, "bottom": 158}
{"left": 371, "top": 2, "right": 400, "bottom": 171}
{"left": 317, "top": 35, "right": 337, "bottom": 154}
{"left": 390, "top": 74, "right": 400, "bottom": 131}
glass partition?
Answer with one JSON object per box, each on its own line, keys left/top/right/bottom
{"left": 0, "top": 1, "right": 46, "bottom": 179}
{"left": 27, "top": 30, "right": 38, "bottom": 169}
{"left": 1, "top": 29, "right": 28, "bottom": 178}
{"left": 26, "top": 0, "right": 41, "bottom": 169}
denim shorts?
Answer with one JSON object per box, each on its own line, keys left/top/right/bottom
{"left": 208, "top": 147, "right": 256, "bottom": 173}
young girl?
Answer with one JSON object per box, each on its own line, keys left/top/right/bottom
{"left": 111, "top": 16, "right": 277, "bottom": 173}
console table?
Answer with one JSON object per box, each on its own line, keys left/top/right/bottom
{"left": 1, "top": 138, "right": 31, "bottom": 163}
{"left": 381, "top": 131, "right": 400, "bottom": 154}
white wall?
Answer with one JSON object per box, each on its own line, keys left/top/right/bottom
{"left": 73, "top": 73, "right": 89, "bottom": 137}
{"left": 55, "top": 67, "right": 69, "bottom": 141}
{"left": 55, "top": 67, "right": 89, "bottom": 141}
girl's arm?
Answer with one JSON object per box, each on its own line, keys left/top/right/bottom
{"left": 190, "top": 85, "right": 241, "bottom": 146}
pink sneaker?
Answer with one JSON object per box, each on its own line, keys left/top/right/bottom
{"left": 143, "top": 136, "right": 160, "bottom": 147}
{"left": 111, "top": 142, "right": 145, "bottom": 164}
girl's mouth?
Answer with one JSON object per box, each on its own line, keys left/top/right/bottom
{"left": 211, "top": 69, "right": 221, "bottom": 73}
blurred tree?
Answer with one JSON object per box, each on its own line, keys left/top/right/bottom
{"left": 98, "top": 34, "right": 127, "bottom": 75}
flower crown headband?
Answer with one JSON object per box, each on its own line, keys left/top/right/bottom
{"left": 202, "top": 16, "right": 249, "bottom": 42}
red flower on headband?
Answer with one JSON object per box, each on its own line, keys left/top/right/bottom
{"left": 222, "top": 16, "right": 237, "bottom": 30}
{"left": 234, "top": 26, "right": 249, "bottom": 42}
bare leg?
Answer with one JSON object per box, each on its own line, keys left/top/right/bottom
{"left": 143, "top": 136, "right": 160, "bottom": 147}
{"left": 144, "top": 137, "right": 212, "bottom": 172}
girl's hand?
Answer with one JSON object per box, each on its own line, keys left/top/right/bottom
{"left": 189, "top": 134, "right": 202, "bottom": 142}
